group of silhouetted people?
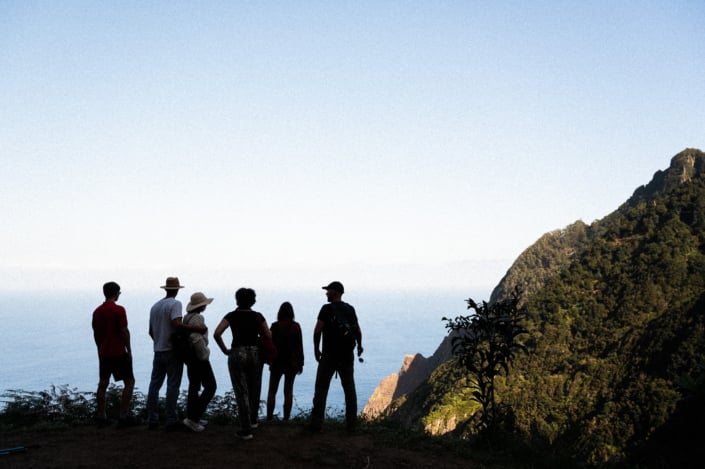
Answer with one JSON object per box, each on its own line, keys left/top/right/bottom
{"left": 91, "top": 277, "right": 363, "bottom": 440}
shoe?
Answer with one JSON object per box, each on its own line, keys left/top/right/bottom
{"left": 198, "top": 419, "right": 209, "bottom": 426}
{"left": 236, "top": 430, "right": 253, "bottom": 440}
{"left": 183, "top": 418, "right": 205, "bottom": 432}
{"left": 117, "top": 415, "right": 143, "bottom": 428}
{"left": 250, "top": 422, "right": 259, "bottom": 429}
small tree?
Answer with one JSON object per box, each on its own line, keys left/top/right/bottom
{"left": 444, "top": 290, "right": 528, "bottom": 434}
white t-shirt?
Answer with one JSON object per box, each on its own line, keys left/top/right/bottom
{"left": 150, "top": 297, "right": 183, "bottom": 352}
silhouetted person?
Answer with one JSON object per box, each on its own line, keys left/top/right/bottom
{"left": 214, "top": 287, "right": 272, "bottom": 440}
{"left": 307, "top": 281, "right": 363, "bottom": 432}
{"left": 146, "top": 277, "right": 206, "bottom": 430}
{"left": 266, "top": 302, "right": 304, "bottom": 421}
{"left": 92, "top": 281, "right": 140, "bottom": 427}
{"left": 182, "top": 291, "right": 217, "bottom": 432}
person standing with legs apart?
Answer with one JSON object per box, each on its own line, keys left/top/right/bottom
{"left": 307, "top": 281, "right": 364, "bottom": 432}
{"left": 146, "top": 277, "right": 206, "bottom": 430}
{"left": 182, "top": 291, "right": 217, "bottom": 432}
{"left": 266, "top": 301, "right": 304, "bottom": 421}
{"left": 214, "top": 287, "right": 272, "bottom": 440}
{"left": 92, "top": 281, "right": 141, "bottom": 428}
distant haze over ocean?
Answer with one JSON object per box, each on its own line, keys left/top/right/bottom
{"left": 0, "top": 259, "right": 510, "bottom": 292}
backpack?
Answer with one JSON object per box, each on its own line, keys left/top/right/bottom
{"left": 330, "top": 303, "right": 357, "bottom": 352}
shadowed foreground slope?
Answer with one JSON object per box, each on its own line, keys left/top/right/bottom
{"left": 0, "top": 420, "right": 503, "bottom": 469}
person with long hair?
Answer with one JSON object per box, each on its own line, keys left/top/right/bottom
{"left": 266, "top": 302, "right": 304, "bottom": 421}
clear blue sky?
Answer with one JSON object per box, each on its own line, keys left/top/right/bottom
{"left": 1, "top": 1, "right": 704, "bottom": 292}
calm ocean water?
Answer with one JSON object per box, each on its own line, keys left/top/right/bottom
{"left": 0, "top": 287, "right": 488, "bottom": 415}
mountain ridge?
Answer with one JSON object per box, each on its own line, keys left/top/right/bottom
{"left": 367, "top": 148, "right": 705, "bottom": 466}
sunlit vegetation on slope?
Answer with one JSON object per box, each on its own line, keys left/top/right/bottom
{"left": 383, "top": 149, "right": 705, "bottom": 467}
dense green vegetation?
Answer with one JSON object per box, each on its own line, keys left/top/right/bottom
{"left": 509, "top": 156, "right": 705, "bottom": 465}
{"left": 384, "top": 149, "right": 705, "bottom": 467}
{"left": 444, "top": 292, "right": 528, "bottom": 434}
{"left": 0, "top": 384, "right": 241, "bottom": 429}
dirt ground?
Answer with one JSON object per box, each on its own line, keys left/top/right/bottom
{"left": 0, "top": 420, "right": 481, "bottom": 468}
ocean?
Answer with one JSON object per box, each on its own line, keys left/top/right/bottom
{"left": 0, "top": 286, "right": 488, "bottom": 416}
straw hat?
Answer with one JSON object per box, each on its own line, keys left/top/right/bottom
{"left": 187, "top": 292, "right": 214, "bottom": 312}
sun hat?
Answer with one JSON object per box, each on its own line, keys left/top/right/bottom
{"left": 161, "top": 277, "right": 184, "bottom": 290}
{"left": 322, "top": 281, "right": 344, "bottom": 294}
{"left": 186, "top": 292, "right": 214, "bottom": 312}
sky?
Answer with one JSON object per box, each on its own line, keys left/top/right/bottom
{"left": 1, "top": 1, "right": 704, "bottom": 292}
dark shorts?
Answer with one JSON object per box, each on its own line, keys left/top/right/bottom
{"left": 99, "top": 354, "right": 134, "bottom": 382}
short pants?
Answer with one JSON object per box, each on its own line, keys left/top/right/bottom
{"left": 99, "top": 354, "right": 134, "bottom": 381}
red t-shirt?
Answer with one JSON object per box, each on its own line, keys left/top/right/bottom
{"left": 92, "top": 301, "right": 128, "bottom": 357}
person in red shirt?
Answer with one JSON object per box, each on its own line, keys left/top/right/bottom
{"left": 92, "top": 281, "right": 139, "bottom": 427}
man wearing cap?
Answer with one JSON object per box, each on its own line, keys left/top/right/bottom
{"left": 146, "top": 277, "right": 207, "bottom": 430}
{"left": 307, "top": 281, "right": 364, "bottom": 432}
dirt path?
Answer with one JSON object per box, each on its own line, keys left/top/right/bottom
{"left": 1, "top": 420, "right": 480, "bottom": 468}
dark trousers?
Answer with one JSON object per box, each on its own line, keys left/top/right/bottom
{"left": 186, "top": 359, "right": 217, "bottom": 422}
{"left": 310, "top": 353, "right": 357, "bottom": 429}
{"left": 147, "top": 350, "right": 183, "bottom": 425}
{"left": 228, "top": 346, "right": 263, "bottom": 431}
{"left": 267, "top": 368, "right": 297, "bottom": 420}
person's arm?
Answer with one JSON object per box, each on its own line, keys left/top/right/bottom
{"left": 295, "top": 322, "right": 304, "bottom": 373}
{"left": 213, "top": 318, "right": 231, "bottom": 355}
{"left": 313, "top": 319, "right": 324, "bottom": 362}
{"left": 188, "top": 316, "right": 209, "bottom": 361}
{"left": 348, "top": 305, "right": 363, "bottom": 357}
{"left": 173, "top": 316, "right": 207, "bottom": 335}
{"left": 171, "top": 317, "right": 183, "bottom": 330}
{"left": 260, "top": 317, "right": 272, "bottom": 340}
{"left": 122, "top": 327, "right": 132, "bottom": 356}
{"left": 356, "top": 324, "right": 364, "bottom": 357}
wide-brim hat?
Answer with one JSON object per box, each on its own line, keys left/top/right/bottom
{"left": 322, "top": 281, "right": 344, "bottom": 294}
{"left": 161, "top": 277, "right": 184, "bottom": 290}
{"left": 186, "top": 292, "right": 214, "bottom": 312}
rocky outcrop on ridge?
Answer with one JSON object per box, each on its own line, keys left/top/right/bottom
{"left": 362, "top": 336, "right": 453, "bottom": 417}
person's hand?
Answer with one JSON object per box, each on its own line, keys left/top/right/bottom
{"left": 357, "top": 344, "right": 364, "bottom": 357}
{"left": 297, "top": 366, "right": 303, "bottom": 375}
{"left": 196, "top": 325, "right": 208, "bottom": 334}
{"left": 314, "top": 349, "right": 322, "bottom": 362}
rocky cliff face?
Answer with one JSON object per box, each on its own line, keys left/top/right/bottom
{"left": 626, "top": 148, "right": 705, "bottom": 207}
{"left": 362, "top": 336, "right": 453, "bottom": 418}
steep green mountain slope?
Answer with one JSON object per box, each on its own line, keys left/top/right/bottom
{"left": 383, "top": 149, "right": 705, "bottom": 466}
